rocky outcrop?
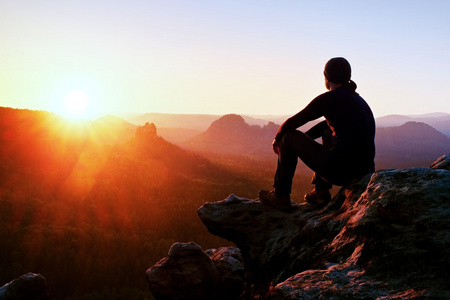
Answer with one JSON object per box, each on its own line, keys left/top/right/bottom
{"left": 146, "top": 155, "right": 450, "bottom": 299}
{"left": 146, "top": 242, "right": 244, "bottom": 300}
{"left": 0, "top": 273, "right": 47, "bottom": 300}
{"left": 184, "top": 114, "right": 278, "bottom": 156}
{"left": 135, "top": 122, "right": 157, "bottom": 140}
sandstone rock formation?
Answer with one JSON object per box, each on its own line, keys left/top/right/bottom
{"left": 147, "top": 154, "right": 450, "bottom": 299}
{"left": 146, "top": 242, "right": 244, "bottom": 300}
{"left": 184, "top": 114, "right": 278, "bottom": 156}
{"left": 135, "top": 122, "right": 157, "bottom": 140}
{"left": 0, "top": 273, "right": 47, "bottom": 300}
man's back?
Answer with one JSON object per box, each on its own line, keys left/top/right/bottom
{"left": 321, "top": 86, "right": 375, "bottom": 159}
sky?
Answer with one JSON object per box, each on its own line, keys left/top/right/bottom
{"left": 1, "top": 1, "right": 450, "bottom": 119}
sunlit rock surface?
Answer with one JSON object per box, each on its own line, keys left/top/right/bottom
{"left": 147, "top": 155, "right": 450, "bottom": 299}
{"left": 268, "top": 165, "right": 450, "bottom": 299}
{"left": 430, "top": 153, "right": 450, "bottom": 170}
{"left": 0, "top": 273, "right": 48, "bottom": 300}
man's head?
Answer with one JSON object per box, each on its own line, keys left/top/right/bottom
{"left": 324, "top": 57, "right": 351, "bottom": 85}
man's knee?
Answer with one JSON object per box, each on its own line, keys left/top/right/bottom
{"left": 281, "top": 130, "right": 305, "bottom": 145}
{"left": 280, "top": 130, "right": 316, "bottom": 151}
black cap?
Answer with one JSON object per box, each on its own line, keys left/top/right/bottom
{"left": 324, "top": 57, "right": 351, "bottom": 84}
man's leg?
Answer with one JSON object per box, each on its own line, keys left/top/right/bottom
{"left": 305, "top": 127, "right": 333, "bottom": 204}
{"left": 311, "top": 173, "right": 332, "bottom": 190}
{"left": 273, "top": 130, "right": 329, "bottom": 197}
{"left": 273, "top": 143, "right": 297, "bottom": 197}
{"left": 305, "top": 173, "right": 332, "bottom": 205}
{"left": 260, "top": 130, "right": 331, "bottom": 210}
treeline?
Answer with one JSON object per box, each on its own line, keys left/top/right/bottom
{"left": 0, "top": 108, "right": 313, "bottom": 299}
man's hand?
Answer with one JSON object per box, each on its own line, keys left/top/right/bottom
{"left": 272, "top": 139, "right": 280, "bottom": 155}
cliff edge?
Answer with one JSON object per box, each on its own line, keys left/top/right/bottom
{"left": 146, "top": 154, "right": 450, "bottom": 299}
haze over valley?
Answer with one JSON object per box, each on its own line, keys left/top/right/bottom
{"left": 120, "top": 111, "right": 450, "bottom": 169}
{"left": 1, "top": 106, "right": 449, "bottom": 298}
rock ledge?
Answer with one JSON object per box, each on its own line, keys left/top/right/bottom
{"left": 147, "top": 154, "right": 450, "bottom": 299}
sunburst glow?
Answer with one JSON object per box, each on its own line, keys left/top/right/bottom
{"left": 63, "top": 90, "right": 90, "bottom": 118}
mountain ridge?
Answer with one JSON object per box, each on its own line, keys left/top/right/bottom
{"left": 118, "top": 111, "right": 450, "bottom": 144}
{"left": 375, "top": 121, "right": 450, "bottom": 168}
{"left": 183, "top": 114, "right": 278, "bottom": 157}
{"left": 176, "top": 112, "right": 450, "bottom": 169}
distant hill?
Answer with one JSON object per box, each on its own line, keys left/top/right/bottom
{"left": 92, "top": 115, "right": 137, "bottom": 144}
{"left": 376, "top": 112, "right": 450, "bottom": 137}
{"left": 180, "top": 112, "right": 450, "bottom": 169}
{"left": 125, "top": 113, "right": 221, "bottom": 131}
{"left": 121, "top": 112, "right": 285, "bottom": 131}
{"left": 157, "top": 127, "right": 202, "bottom": 144}
{"left": 121, "top": 113, "right": 285, "bottom": 144}
{"left": 183, "top": 114, "right": 279, "bottom": 157}
{"left": 121, "top": 111, "right": 450, "bottom": 144}
{"left": 375, "top": 114, "right": 414, "bottom": 126}
{"left": 94, "top": 114, "right": 137, "bottom": 130}
{"left": 376, "top": 112, "right": 450, "bottom": 126}
{"left": 375, "top": 121, "right": 450, "bottom": 169}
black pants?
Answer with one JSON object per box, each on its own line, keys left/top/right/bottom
{"left": 273, "top": 126, "right": 370, "bottom": 197}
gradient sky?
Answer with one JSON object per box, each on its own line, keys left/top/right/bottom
{"left": 1, "top": 1, "right": 449, "bottom": 118}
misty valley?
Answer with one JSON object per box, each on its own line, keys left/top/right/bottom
{"left": 1, "top": 107, "right": 449, "bottom": 299}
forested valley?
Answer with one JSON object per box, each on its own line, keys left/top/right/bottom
{"left": 0, "top": 107, "right": 313, "bottom": 299}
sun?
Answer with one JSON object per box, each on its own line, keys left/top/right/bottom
{"left": 63, "top": 90, "right": 90, "bottom": 118}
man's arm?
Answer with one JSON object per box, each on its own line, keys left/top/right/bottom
{"left": 274, "top": 93, "right": 328, "bottom": 142}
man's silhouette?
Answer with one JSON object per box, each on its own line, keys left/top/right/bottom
{"left": 259, "top": 57, "right": 375, "bottom": 210}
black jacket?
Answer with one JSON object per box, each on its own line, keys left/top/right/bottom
{"left": 275, "top": 85, "right": 376, "bottom": 174}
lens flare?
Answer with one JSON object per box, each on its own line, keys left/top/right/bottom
{"left": 64, "top": 90, "right": 90, "bottom": 117}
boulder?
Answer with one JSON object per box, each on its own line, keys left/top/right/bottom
{"left": 204, "top": 247, "right": 245, "bottom": 298}
{"left": 146, "top": 242, "right": 244, "bottom": 300}
{"left": 0, "top": 273, "right": 47, "bottom": 300}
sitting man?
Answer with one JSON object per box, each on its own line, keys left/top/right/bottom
{"left": 259, "top": 57, "right": 376, "bottom": 210}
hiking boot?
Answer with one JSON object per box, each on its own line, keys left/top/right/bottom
{"left": 259, "top": 190, "right": 292, "bottom": 211}
{"left": 304, "top": 189, "right": 331, "bottom": 206}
